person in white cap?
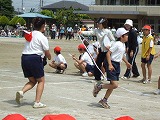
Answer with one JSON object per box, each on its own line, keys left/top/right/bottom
{"left": 121, "top": 19, "right": 140, "bottom": 80}
{"left": 92, "top": 28, "right": 131, "bottom": 109}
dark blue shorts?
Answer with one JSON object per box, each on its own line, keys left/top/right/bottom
{"left": 85, "top": 64, "right": 95, "bottom": 73}
{"left": 21, "top": 54, "right": 44, "bottom": 79}
{"left": 141, "top": 54, "right": 154, "bottom": 64}
{"left": 106, "top": 61, "right": 120, "bottom": 81}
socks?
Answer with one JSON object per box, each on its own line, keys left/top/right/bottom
{"left": 102, "top": 97, "right": 108, "bottom": 103}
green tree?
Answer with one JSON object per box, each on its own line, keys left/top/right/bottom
{"left": 0, "top": 16, "right": 9, "bottom": 27}
{"left": 9, "top": 16, "right": 19, "bottom": 26}
{"left": 0, "top": 0, "right": 14, "bottom": 18}
{"left": 40, "top": 9, "right": 55, "bottom": 18}
{"left": 16, "top": 17, "right": 26, "bottom": 26}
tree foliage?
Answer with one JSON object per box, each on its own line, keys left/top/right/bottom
{"left": 9, "top": 16, "right": 19, "bottom": 26}
{"left": 40, "top": 9, "right": 56, "bottom": 18}
{"left": 0, "top": 0, "right": 14, "bottom": 18}
{"left": 0, "top": 16, "right": 9, "bottom": 26}
{"left": 16, "top": 17, "right": 26, "bottom": 25}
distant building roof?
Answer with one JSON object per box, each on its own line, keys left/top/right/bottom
{"left": 41, "top": 0, "right": 89, "bottom": 11}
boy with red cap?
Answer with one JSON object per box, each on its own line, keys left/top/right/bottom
{"left": 72, "top": 44, "right": 95, "bottom": 77}
{"left": 140, "top": 25, "right": 156, "bottom": 84}
{"left": 49, "top": 46, "right": 67, "bottom": 73}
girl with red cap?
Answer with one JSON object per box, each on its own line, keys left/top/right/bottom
{"left": 72, "top": 44, "right": 95, "bottom": 77}
{"left": 140, "top": 25, "right": 156, "bottom": 84}
{"left": 49, "top": 46, "right": 67, "bottom": 73}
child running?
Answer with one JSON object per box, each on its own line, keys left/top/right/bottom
{"left": 49, "top": 46, "right": 67, "bottom": 73}
{"left": 140, "top": 25, "right": 156, "bottom": 84}
{"left": 92, "top": 28, "right": 132, "bottom": 109}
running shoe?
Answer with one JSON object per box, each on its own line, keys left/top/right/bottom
{"left": 154, "top": 89, "right": 160, "bottom": 95}
{"left": 143, "top": 79, "right": 152, "bottom": 84}
{"left": 93, "top": 83, "right": 101, "bottom": 97}
{"left": 15, "top": 91, "right": 23, "bottom": 104}
{"left": 98, "top": 99, "right": 110, "bottom": 109}
{"left": 33, "top": 102, "right": 46, "bottom": 108}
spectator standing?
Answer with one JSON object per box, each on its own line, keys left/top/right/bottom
{"left": 121, "top": 19, "right": 140, "bottom": 79}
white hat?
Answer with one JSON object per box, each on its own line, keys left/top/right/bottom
{"left": 115, "top": 28, "right": 128, "bottom": 38}
{"left": 124, "top": 19, "right": 133, "bottom": 27}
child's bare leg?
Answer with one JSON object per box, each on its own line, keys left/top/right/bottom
{"left": 141, "top": 63, "right": 146, "bottom": 80}
{"left": 147, "top": 63, "right": 152, "bottom": 80}
{"left": 158, "top": 76, "right": 160, "bottom": 89}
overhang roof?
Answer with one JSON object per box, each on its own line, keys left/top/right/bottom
{"left": 41, "top": 0, "right": 89, "bottom": 11}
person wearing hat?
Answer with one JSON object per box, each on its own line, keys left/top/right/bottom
{"left": 140, "top": 25, "right": 156, "bottom": 84}
{"left": 72, "top": 44, "right": 95, "bottom": 77}
{"left": 92, "top": 28, "right": 131, "bottom": 109}
{"left": 16, "top": 17, "right": 51, "bottom": 108}
{"left": 79, "top": 17, "right": 115, "bottom": 81}
{"left": 49, "top": 46, "right": 67, "bottom": 73}
{"left": 121, "top": 19, "right": 140, "bottom": 80}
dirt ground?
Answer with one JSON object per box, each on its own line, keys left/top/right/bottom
{"left": 0, "top": 37, "right": 160, "bottom": 120}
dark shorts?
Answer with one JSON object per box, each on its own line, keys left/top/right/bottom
{"left": 21, "top": 54, "right": 44, "bottom": 79}
{"left": 85, "top": 64, "right": 95, "bottom": 73}
{"left": 57, "top": 63, "right": 67, "bottom": 70}
{"left": 141, "top": 54, "right": 154, "bottom": 64}
{"left": 106, "top": 61, "right": 120, "bottom": 81}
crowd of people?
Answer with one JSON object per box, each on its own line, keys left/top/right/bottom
{"left": 14, "top": 17, "right": 160, "bottom": 110}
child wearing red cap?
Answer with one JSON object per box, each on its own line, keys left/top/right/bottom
{"left": 72, "top": 44, "right": 95, "bottom": 77}
{"left": 140, "top": 25, "right": 156, "bottom": 84}
{"left": 49, "top": 46, "right": 67, "bottom": 73}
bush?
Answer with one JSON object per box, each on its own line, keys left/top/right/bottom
{"left": 0, "top": 16, "right": 9, "bottom": 26}
{"left": 16, "top": 17, "right": 26, "bottom": 26}
{"left": 9, "top": 16, "right": 19, "bottom": 26}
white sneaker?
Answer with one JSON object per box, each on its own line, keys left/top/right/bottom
{"left": 121, "top": 76, "right": 128, "bottom": 80}
{"left": 82, "top": 72, "right": 88, "bottom": 77}
{"left": 15, "top": 91, "right": 23, "bottom": 104}
{"left": 143, "top": 79, "right": 152, "bottom": 84}
{"left": 33, "top": 102, "right": 46, "bottom": 108}
{"left": 154, "top": 89, "right": 160, "bottom": 95}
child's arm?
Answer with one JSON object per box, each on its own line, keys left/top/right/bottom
{"left": 122, "top": 56, "right": 132, "bottom": 69}
{"left": 154, "top": 51, "right": 160, "bottom": 59}
{"left": 146, "top": 47, "right": 152, "bottom": 60}
{"left": 106, "top": 50, "right": 114, "bottom": 71}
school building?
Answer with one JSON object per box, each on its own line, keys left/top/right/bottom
{"left": 75, "top": 0, "right": 160, "bottom": 33}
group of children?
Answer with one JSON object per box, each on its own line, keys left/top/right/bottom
{"left": 48, "top": 18, "right": 160, "bottom": 109}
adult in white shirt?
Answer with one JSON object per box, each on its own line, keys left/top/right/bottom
{"left": 80, "top": 17, "right": 115, "bottom": 81}
{"left": 16, "top": 17, "right": 51, "bottom": 108}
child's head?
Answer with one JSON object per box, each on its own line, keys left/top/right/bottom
{"left": 142, "top": 25, "right": 151, "bottom": 36}
{"left": 124, "top": 19, "right": 133, "bottom": 30}
{"left": 96, "top": 17, "right": 108, "bottom": 29}
{"left": 115, "top": 28, "right": 129, "bottom": 42}
{"left": 78, "top": 44, "right": 86, "bottom": 53}
{"left": 54, "top": 46, "right": 61, "bottom": 54}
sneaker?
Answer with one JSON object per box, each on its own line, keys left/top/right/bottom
{"left": 55, "top": 69, "right": 61, "bottom": 73}
{"left": 98, "top": 99, "right": 110, "bottom": 109}
{"left": 138, "top": 78, "right": 145, "bottom": 83}
{"left": 121, "top": 76, "right": 128, "bottom": 80}
{"left": 154, "top": 89, "right": 160, "bottom": 95}
{"left": 93, "top": 83, "right": 101, "bottom": 97}
{"left": 82, "top": 72, "right": 88, "bottom": 77}
{"left": 15, "top": 91, "right": 23, "bottom": 104}
{"left": 33, "top": 102, "right": 46, "bottom": 108}
{"left": 132, "top": 75, "right": 140, "bottom": 78}
{"left": 143, "top": 79, "right": 152, "bottom": 84}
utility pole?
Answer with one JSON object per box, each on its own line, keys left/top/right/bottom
{"left": 22, "top": 0, "right": 24, "bottom": 13}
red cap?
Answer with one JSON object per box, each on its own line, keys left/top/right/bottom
{"left": 142, "top": 25, "right": 151, "bottom": 31}
{"left": 54, "top": 46, "right": 61, "bottom": 52}
{"left": 2, "top": 114, "right": 27, "bottom": 120}
{"left": 42, "top": 114, "right": 76, "bottom": 120}
{"left": 78, "top": 44, "right": 86, "bottom": 50}
{"left": 115, "top": 116, "right": 134, "bottom": 120}
{"left": 24, "top": 30, "right": 32, "bottom": 42}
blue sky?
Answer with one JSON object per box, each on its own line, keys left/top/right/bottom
{"left": 12, "top": 0, "right": 95, "bottom": 12}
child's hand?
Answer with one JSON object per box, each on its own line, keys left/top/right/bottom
{"left": 146, "top": 55, "right": 150, "bottom": 61}
{"left": 154, "top": 55, "right": 159, "bottom": 60}
{"left": 109, "top": 64, "right": 115, "bottom": 71}
{"left": 126, "top": 63, "right": 132, "bottom": 69}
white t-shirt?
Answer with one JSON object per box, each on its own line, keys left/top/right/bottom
{"left": 109, "top": 41, "right": 126, "bottom": 62}
{"left": 22, "top": 31, "right": 49, "bottom": 56}
{"left": 53, "top": 54, "right": 67, "bottom": 64}
{"left": 87, "top": 44, "right": 97, "bottom": 59}
{"left": 81, "top": 52, "right": 94, "bottom": 65}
